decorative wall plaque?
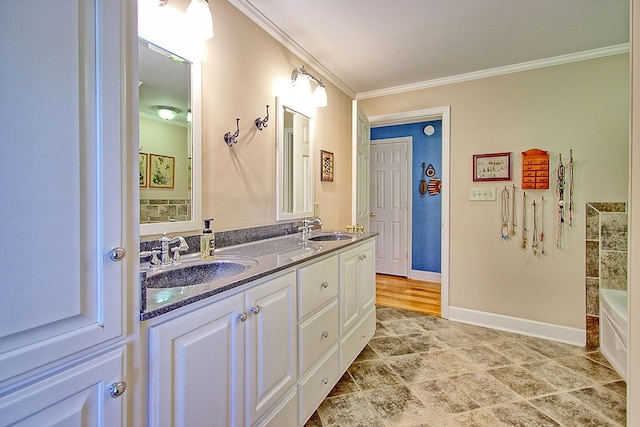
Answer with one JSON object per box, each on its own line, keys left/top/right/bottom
{"left": 522, "top": 148, "right": 549, "bottom": 189}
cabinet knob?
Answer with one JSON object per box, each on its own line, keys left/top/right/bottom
{"left": 238, "top": 312, "right": 248, "bottom": 322}
{"left": 321, "top": 331, "right": 329, "bottom": 339}
{"left": 370, "top": 212, "right": 376, "bottom": 217}
{"left": 321, "top": 377, "right": 329, "bottom": 385}
{"left": 250, "top": 305, "right": 261, "bottom": 315}
{"left": 109, "top": 381, "right": 127, "bottom": 398}
{"left": 109, "top": 247, "right": 126, "bottom": 261}
{"left": 320, "top": 281, "right": 329, "bottom": 289}
{"left": 360, "top": 333, "right": 366, "bottom": 339}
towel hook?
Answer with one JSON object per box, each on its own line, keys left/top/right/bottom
{"left": 224, "top": 118, "right": 240, "bottom": 147}
{"left": 255, "top": 105, "right": 269, "bottom": 131}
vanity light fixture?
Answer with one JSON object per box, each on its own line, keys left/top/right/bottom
{"left": 255, "top": 105, "right": 269, "bottom": 130}
{"left": 153, "top": 106, "right": 180, "bottom": 120}
{"left": 186, "top": 0, "right": 214, "bottom": 40}
{"left": 291, "top": 66, "right": 328, "bottom": 107}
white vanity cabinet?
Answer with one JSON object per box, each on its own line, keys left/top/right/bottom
{"left": 339, "top": 240, "right": 376, "bottom": 371}
{"left": 148, "top": 271, "right": 297, "bottom": 427}
{"left": 0, "top": 1, "right": 132, "bottom": 425}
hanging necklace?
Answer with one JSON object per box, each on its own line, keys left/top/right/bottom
{"left": 556, "top": 153, "right": 566, "bottom": 249}
{"left": 509, "top": 184, "right": 517, "bottom": 236}
{"left": 521, "top": 191, "right": 527, "bottom": 249}
{"left": 532, "top": 200, "right": 539, "bottom": 255}
{"left": 500, "top": 186, "right": 510, "bottom": 239}
{"left": 568, "top": 149, "right": 575, "bottom": 227}
{"left": 540, "top": 196, "right": 546, "bottom": 255}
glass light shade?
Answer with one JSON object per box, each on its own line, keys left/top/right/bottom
{"left": 294, "top": 74, "right": 311, "bottom": 100}
{"left": 313, "top": 85, "right": 327, "bottom": 107}
{"left": 154, "top": 106, "right": 179, "bottom": 120}
{"left": 186, "top": 0, "right": 214, "bottom": 40}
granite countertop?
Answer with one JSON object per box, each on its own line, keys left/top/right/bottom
{"left": 141, "top": 230, "right": 377, "bottom": 321}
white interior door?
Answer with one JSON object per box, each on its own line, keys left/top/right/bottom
{"left": 370, "top": 138, "right": 409, "bottom": 276}
{"left": 353, "top": 102, "right": 371, "bottom": 230}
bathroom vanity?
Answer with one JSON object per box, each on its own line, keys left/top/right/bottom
{"left": 141, "top": 231, "right": 376, "bottom": 426}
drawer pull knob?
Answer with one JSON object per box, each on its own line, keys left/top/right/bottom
{"left": 360, "top": 333, "right": 366, "bottom": 339}
{"left": 321, "top": 377, "right": 329, "bottom": 385}
{"left": 238, "top": 312, "right": 248, "bottom": 322}
{"left": 321, "top": 331, "right": 329, "bottom": 339}
{"left": 110, "top": 381, "right": 127, "bottom": 398}
{"left": 250, "top": 305, "right": 261, "bottom": 315}
{"left": 321, "top": 281, "right": 329, "bottom": 289}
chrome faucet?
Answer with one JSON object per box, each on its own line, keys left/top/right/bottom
{"left": 300, "top": 218, "right": 322, "bottom": 240}
{"left": 158, "top": 232, "right": 189, "bottom": 266}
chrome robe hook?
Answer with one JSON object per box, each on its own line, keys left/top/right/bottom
{"left": 224, "top": 118, "right": 240, "bottom": 146}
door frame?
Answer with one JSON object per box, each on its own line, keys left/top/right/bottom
{"left": 370, "top": 137, "right": 411, "bottom": 277}
{"left": 366, "top": 106, "right": 451, "bottom": 319}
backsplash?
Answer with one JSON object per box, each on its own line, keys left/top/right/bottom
{"left": 585, "top": 202, "right": 628, "bottom": 349}
{"left": 140, "top": 198, "right": 191, "bottom": 224}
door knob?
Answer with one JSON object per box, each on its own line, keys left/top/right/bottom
{"left": 109, "top": 247, "right": 126, "bottom": 261}
{"left": 370, "top": 212, "right": 376, "bottom": 217}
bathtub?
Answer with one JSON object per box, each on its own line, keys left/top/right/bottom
{"left": 599, "top": 289, "right": 628, "bottom": 381}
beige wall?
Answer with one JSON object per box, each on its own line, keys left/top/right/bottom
{"left": 360, "top": 55, "right": 629, "bottom": 330}
{"left": 139, "top": 0, "right": 354, "bottom": 233}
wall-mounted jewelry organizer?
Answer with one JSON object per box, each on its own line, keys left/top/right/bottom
{"left": 522, "top": 148, "right": 549, "bottom": 189}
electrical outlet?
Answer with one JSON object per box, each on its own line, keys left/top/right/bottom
{"left": 469, "top": 187, "right": 497, "bottom": 201}
{"left": 314, "top": 202, "right": 320, "bottom": 217}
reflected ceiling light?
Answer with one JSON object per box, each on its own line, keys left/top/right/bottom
{"left": 291, "top": 66, "right": 328, "bottom": 107}
{"left": 186, "top": 0, "right": 214, "bottom": 40}
{"left": 153, "top": 106, "right": 180, "bottom": 120}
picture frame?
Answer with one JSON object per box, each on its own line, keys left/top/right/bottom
{"left": 473, "top": 152, "right": 511, "bottom": 181}
{"left": 321, "top": 150, "right": 334, "bottom": 182}
{"left": 139, "top": 153, "right": 148, "bottom": 188}
{"left": 149, "top": 153, "right": 175, "bottom": 188}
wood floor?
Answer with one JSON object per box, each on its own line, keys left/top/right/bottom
{"left": 375, "top": 274, "right": 441, "bottom": 316}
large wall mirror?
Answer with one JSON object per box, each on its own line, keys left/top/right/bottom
{"left": 139, "top": 38, "right": 202, "bottom": 236}
{"left": 276, "top": 97, "right": 314, "bottom": 221}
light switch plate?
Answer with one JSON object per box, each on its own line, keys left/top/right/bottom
{"left": 314, "top": 202, "right": 320, "bottom": 217}
{"left": 469, "top": 187, "right": 497, "bottom": 201}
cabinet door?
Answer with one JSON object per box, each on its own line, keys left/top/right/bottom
{"left": 339, "top": 246, "right": 361, "bottom": 335}
{"left": 0, "top": 347, "right": 125, "bottom": 426}
{"left": 359, "top": 241, "right": 376, "bottom": 313}
{"left": 0, "top": 0, "right": 126, "bottom": 385}
{"left": 245, "top": 272, "right": 297, "bottom": 425}
{"left": 149, "top": 294, "right": 245, "bottom": 427}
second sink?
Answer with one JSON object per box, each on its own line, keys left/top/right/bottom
{"left": 308, "top": 233, "right": 354, "bottom": 242}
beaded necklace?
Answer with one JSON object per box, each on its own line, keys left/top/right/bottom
{"left": 556, "top": 154, "right": 565, "bottom": 249}
{"left": 521, "top": 191, "right": 527, "bottom": 249}
{"left": 500, "top": 186, "right": 510, "bottom": 239}
{"left": 509, "top": 184, "right": 516, "bottom": 236}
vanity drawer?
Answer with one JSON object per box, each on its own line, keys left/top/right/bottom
{"left": 298, "top": 344, "right": 340, "bottom": 425}
{"left": 298, "top": 298, "right": 339, "bottom": 375}
{"left": 340, "top": 307, "right": 375, "bottom": 372}
{"left": 298, "top": 255, "right": 339, "bottom": 320}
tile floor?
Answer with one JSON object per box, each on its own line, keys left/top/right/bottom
{"left": 305, "top": 306, "right": 626, "bottom": 427}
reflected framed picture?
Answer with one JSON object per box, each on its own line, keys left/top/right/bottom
{"left": 139, "top": 153, "right": 148, "bottom": 188}
{"left": 473, "top": 152, "right": 511, "bottom": 182}
{"left": 321, "top": 150, "right": 334, "bottom": 182}
{"left": 149, "top": 153, "right": 175, "bottom": 188}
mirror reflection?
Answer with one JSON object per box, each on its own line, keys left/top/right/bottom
{"left": 138, "top": 38, "right": 197, "bottom": 231}
{"left": 277, "top": 99, "right": 314, "bottom": 221}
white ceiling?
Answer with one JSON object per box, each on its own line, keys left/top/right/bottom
{"left": 230, "top": 0, "right": 629, "bottom": 97}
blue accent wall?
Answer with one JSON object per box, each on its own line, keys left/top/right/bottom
{"left": 371, "top": 121, "right": 442, "bottom": 273}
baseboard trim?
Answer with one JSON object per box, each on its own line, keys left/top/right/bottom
{"left": 409, "top": 270, "right": 441, "bottom": 283}
{"left": 448, "top": 306, "right": 585, "bottom": 347}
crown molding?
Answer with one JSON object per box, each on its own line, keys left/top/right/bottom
{"left": 357, "top": 43, "right": 629, "bottom": 100}
{"left": 227, "top": 0, "right": 356, "bottom": 98}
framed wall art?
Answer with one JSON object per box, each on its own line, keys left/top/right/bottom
{"left": 321, "top": 150, "right": 334, "bottom": 182}
{"left": 149, "top": 153, "right": 175, "bottom": 188}
{"left": 473, "top": 152, "right": 511, "bottom": 182}
{"left": 139, "top": 152, "right": 148, "bottom": 187}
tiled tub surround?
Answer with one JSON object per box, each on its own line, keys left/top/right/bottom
{"left": 585, "top": 203, "right": 627, "bottom": 349}
{"left": 140, "top": 224, "right": 374, "bottom": 320}
{"left": 140, "top": 198, "right": 191, "bottom": 223}
{"left": 306, "top": 306, "right": 626, "bottom": 427}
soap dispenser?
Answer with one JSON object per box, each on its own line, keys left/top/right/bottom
{"left": 200, "top": 218, "right": 215, "bottom": 259}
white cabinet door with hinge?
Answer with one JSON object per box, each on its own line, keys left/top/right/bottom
{"left": 245, "top": 272, "right": 297, "bottom": 426}
{"left": 0, "top": 347, "right": 126, "bottom": 427}
{"left": 149, "top": 294, "right": 245, "bottom": 427}
{"left": 0, "top": 0, "right": 126, "bottom": 386}
{"left": 339, "top": 240, "right": 376, "bottom": 335}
